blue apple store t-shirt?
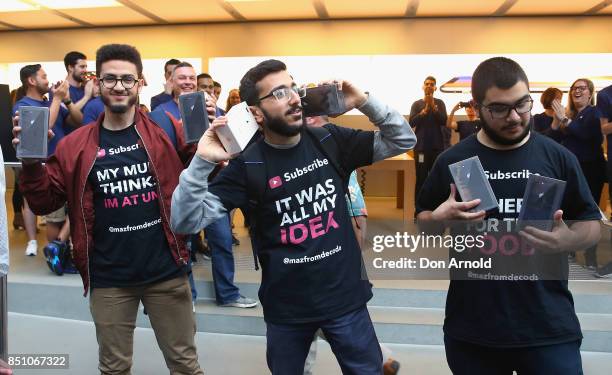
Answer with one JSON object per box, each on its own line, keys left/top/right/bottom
{"left": 12, "top": 96, "right": 71, "bottom": 156}
{"left": 597, "top": 85, "right": 612, "bottom": 158}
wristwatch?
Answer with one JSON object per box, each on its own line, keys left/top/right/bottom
{"left": 63, "top": 98, "right": 72, "bottom": 106}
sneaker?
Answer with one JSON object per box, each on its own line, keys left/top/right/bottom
{"left": 13, "top": 212, "right": 24, "bottom": 230}
{"left": 383, "top": 358, "right": 400, "bottom": 375}
{"left": 25, "top": 240, "right": 37, "bottom": 256}
{"left": 43, "top": 241, "right": 65, "bottom": 275}
{"left": 201, "top": 247, "right": 212, "bottom": 261}
{"left": 220, "top": 296, "right": 258, "bottom": 308}
{"left": 62, "top": 258, "right": 79, "bottom": 274}
{"left": 232, "top": 234, "right": 240, "bottom": 246}
{"left": 595, "top": 263, "right": 612, "bottom": 279}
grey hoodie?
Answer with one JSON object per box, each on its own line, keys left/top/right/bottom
{"left": 171, "top": 94, "right": 417, "bottom": 234}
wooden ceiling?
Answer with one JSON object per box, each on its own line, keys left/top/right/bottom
{"left": 0, "top": 0, "right": 610, "bottom": 31}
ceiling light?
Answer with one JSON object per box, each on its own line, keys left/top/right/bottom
{"left": 0, "top": 0, "right": 39, "bottom": 12}
{"left": 32, "top": 0, "right": 122, "bottom": 10}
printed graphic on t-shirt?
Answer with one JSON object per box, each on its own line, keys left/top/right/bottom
{"left": 275, "top": 176, "right": 339, "bottom": 245}
{"left": 89, "top": 125, "right": 179, "bottom": 288}
{"left": 94, "top": 156, "right": 159, "bottom": 214}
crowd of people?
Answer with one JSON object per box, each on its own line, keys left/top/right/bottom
{"left": 3, "top": 42, "right": 611, "bottom": 374}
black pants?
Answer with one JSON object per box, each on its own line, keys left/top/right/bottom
{"left": 580, "top": 159, "right": 606, "bottom": 267}
{"left": 414, "top": 150, "right": 443, "bottom": 210}
{"left": 12, "top": 167, "right": 23, "bottom": 213}
{"left": 444, "top": 335, "right": 583, "bottom": 375}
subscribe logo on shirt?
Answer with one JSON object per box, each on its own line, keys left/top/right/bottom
{"left": 97, "top": 149, "right": 106, "bottom": 159}
{"left": 283, "top": 158, "right": 329, "bottom": 182}
{"left": 269, "top": 176, "right": 283, "bottom": 189}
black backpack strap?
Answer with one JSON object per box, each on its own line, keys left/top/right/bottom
{"left": 305, "top": 126, "right": 349, "bottom": 190}
{"left": 305, "top": 125, "right": 364, "bottom": 229}
{"left": 242, "top": 140, "right": 267, "bottom": 270}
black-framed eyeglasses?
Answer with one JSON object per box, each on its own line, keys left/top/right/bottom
{"left": 100, "top": 75, "right": 139, "bottom": 89}
{"left": 482, "top": 98, "right": 533, "bottom": 119}
{"left": 570, "top": 85, "right": 589, "bottom": 93}
{"left": 258, "top": 84, "right": 306, "bottom": 103}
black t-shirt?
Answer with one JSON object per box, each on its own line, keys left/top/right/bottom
{"left": 210, "top": 124, "right": 374, "bottom": 324}
{"left": 88, "top": 124, "right": 184, "bottom": 288}
{"left": 416, "top": 132, "right": 600, "bottom": 347}
{"left": 455, "top": 120, "right": 481, "bottom": 141}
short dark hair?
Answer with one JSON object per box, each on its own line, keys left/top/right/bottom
{"left": 197, "top": 73, "right": 212, "bottom": 81}
{"left": 20, "top": 64, "right": 41, "bottom": 87}
{"left": 540, "top": 87, "right": 563, "bottom": 110}
{"left": 471, "top": 57, "right": 529, "bottom": 104}
{"left": 172, "top": 61, "right": 194, "bottom": 74}
{"left": 64, "top": 51, "right": 86, "bottom": 70}
{"left": 213, "top": 81, "right": 221, "bottom": 88}
{"left": 164, "top": 59, "right": 180, "bottom": 73}
{"left": 424, "top": 76, "right": 436, "bottom": 84}
{"left": 239, "top": 59, "right": 287, "bottom": 105}
{"left": 96, "top": 44, "right": 143, "bottom": 78}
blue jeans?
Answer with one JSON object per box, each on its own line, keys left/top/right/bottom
{"left": 204, "top": 214, "right": 240, "bottom": 304}
{"left": 266, "top": 306, "right": 382, "bottom": 375}
{"left": 444, "top": 335, "right": 583, "bottom": 374}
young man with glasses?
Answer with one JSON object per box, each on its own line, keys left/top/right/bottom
{"left": 416, "top": 57, "right": 601, "bottom": 374}
{"left": 171, "top": 59, "right": 416, "bottom": 374}
{"left": 15, "top": 44, "right": 204, "bottom": 374}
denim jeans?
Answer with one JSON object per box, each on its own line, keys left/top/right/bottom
{"left": 205, "top": 214, "right": 240, "bottom": 304}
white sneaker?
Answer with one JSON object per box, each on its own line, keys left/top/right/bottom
{"left": 25, "top": 240, "right": 38, "bottom": 256}
{"left": 220, "top": 296, "right": 258, "bottom": 308}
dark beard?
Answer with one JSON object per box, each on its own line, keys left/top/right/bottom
{"left": 37, "top": 84, "right": 49, "bottom": 96}
{"left": 100, "top": 92, "right": 137, "bottom": 114}
{"left": 73, "top": 72, "right": 83, "bottom": 83}
{"left": 262, "top": 107, "right": 303, "bottom": 137}
{"left": 479, "top": 110, "right": 531, "bottom": 146}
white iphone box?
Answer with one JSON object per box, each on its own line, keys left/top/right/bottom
{"left": 216, "top": 102, "right": 259, "bottom": 155}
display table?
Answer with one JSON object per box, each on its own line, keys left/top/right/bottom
{"left": 359, "top": 153, "right": 415, "bottom": 222}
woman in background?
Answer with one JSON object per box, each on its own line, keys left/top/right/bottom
{"left": 559, "top": 78, "right": 605, "bottom": 270}
{"left": 533, "top": 87, "right": 564, "bottom": 142}
{"left": 225, "top": 88, "right": 241, "bottom": 113}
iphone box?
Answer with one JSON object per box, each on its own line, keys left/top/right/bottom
{"left": 216, "top": 102, "right": 259, "bottom": 155}
{"left": 17, "top": 106, "right": 49, "bottom": 159}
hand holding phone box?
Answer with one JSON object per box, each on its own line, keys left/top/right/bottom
{"left": 179, "top": 92, "right": 209, "bottom": 144}
{"left": 448, "top": 156, "right": 498, "bottom": 213}
{"left": 302, "top": 84, "right": 346, "bottom": 117}
{"left": 17, "top": 106, "right": 49, "bottom": 159}
{"left": 517, "top": 175, "right": 566, "bottom": 232}
{"left": 216, "top": 102, "right": 259, "bottom": 155}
